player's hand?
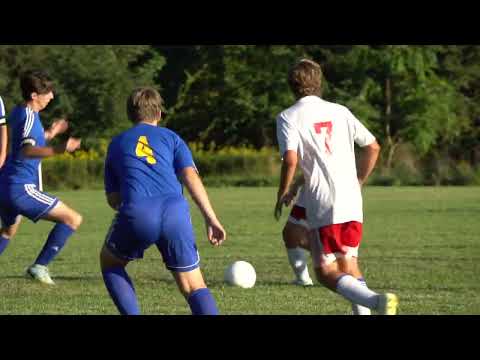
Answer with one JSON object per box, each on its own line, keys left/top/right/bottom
{"left": 49, "top": 119, "right": 69, "bottom": 137}
{"left": 65, "top": 137, "right": 81, "bottom": 153}
{"left": 275, "top": 189, "right": 295, "bottom": 220}
{"left": 206, "top": 218, "right": 226, "bottom": 247}
{"left": 282, "top": 188, "right": 298, "bottom": 207}
{"left": 274, "top": 198, "right": 285, "bottom": 221}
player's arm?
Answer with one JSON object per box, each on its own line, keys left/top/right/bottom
{"left": 104, "top": 142, "right": 121, "bottom": 211}
{"left": 21, "top": 137, "right": 81, "bottom": 158}
{"left": 0, "top": 96, "right": 7, "bottom": 168}
{"left": 44, "top": 119, "right": 69, "bottom": 141}
{"left": 357, "top": 141, "right": 381, "bottom": 186}
{"left": 180, "top": 167, "right": 226, "bottom": 247}
{"left": 106, "top": 192, "right": 121, "bottom": 211}
{"left": 275, "top": 113, "right": 299, "bottom": 220}
{"left": 348, "top": 109, "right": 381, "bottom": 186}
{"left": 275, "top": 150, "right": 298, "bottom": 220}
{"left": 284, "top": 173, "right": 305, "bottom": 206}
{"left": 0, "top": 125, "right": 7, "bottom": 169}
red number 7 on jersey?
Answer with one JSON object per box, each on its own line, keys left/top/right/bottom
{"left": 314, "top": 121, "right": 333, "bottom": 155}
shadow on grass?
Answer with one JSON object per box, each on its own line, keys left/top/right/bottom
{"left": 54, "top": 275, "right": 100, "bottom": 281}
{"left": 0, "top": 275, "right": 100, "bottom": 282}
{"left": 133, "top": 276, "right": 316, "bottom": 289}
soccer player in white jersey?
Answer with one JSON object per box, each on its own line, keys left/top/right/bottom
{"left": 0, "top": 96, "right": 7, "bottom": 169}
{"left": 274, "top": 59, "right": 399, "bottom": 315}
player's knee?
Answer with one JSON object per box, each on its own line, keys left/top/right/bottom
{"left": 314, "top": 268, "right": 338, "bottom": 290}
{"left": 315, "top": 263, "right": 336, "bottom": 281}
{"left": 314, "top": 266, "right": 327, "bottom": 281}
{"left": 74, "top": 213, "right": 83, "bottom": 229}
{"left": 282, "top": 226, "right": 289, "bottom": 245}
{"left": 282, "top": 226, "right": 298, "bottom": 248}
{"left": 174, "top": 269, "right": 207, "bottom": 298}
{"left": 100, "top": 246, "right": 127, "bottom": 271}
{"left": 1, "top": 227, "right": 17, "bottom": 239}
{"left": 66, "top": 212, "right": 83, "bottom": 231}
{"left": 180, "top": 284, "right": 208, "bottom": 299}
{"left": 338, "top": 257, "right": 361, "bottom": 276}
{"left": 99, "top": 248, "right": 110, "bottom": 271}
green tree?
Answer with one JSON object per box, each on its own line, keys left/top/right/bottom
{"left": 162, "top": 45, "right": 304, "bottom": 149}
{"left": 0, "top": 45, "right": 165, "bottom": 144}
{"left": 436, "top": 45, "right": 480, "bottom": 166}
{"left": 312, "top": 45, "right": 468, "bottom": 168}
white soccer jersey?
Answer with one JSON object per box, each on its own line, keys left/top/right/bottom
{"left": 295, "top": 186, "right": 307, "bottom": 208}
{"left": 277, "top": 96, "right": 376, "bottom": 229}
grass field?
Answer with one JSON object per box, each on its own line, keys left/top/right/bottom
{"left": 0, "top": 187, "right": 479, "bottom": 315}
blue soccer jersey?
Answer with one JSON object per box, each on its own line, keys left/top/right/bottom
{"left": 0, "top": 104, "right": 59, "bottom": 225}
{"left": 0, "top": 105, "right": 46, "bottom": 187}
{"left": 104, "top": 123, "right": 195, "bottom": 203}
{"left": 0, "top": 96, "right": 6, "bottom": 126}
{"left": 104, "top": 123, "right": 200, "bottom": 271}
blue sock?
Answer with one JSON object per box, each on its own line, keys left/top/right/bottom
{"left": 35, "top": 223, "right": 74, "bottom": 266}
{"left": 187, "top": 288, "right": 219, "bottom": 315}
{"left": 0, "top": 235, "right": 10, "bottom": 255}
{"left": 102, "top": 267, "right": 140, "bottom": 315}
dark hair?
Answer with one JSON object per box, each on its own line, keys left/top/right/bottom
{"left": 20, "top": 70, "right": 54, "bottom": 101}
{"left": 288, "top": 59, "right": 323, "bottom": 99}
{"left": 127, "top": 87, "right": 164, "bottom": 123}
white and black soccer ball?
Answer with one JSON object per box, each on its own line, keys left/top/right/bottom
{"left": 224, "top": 261, "right": 256, "bottom": 289}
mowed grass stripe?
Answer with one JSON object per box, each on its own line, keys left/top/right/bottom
{"left": 0, "top": 187, "right": 478, "bottom": 315}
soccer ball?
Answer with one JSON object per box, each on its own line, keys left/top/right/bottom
{"left": 224, "top": 261, "right": 256, "bottom": 289}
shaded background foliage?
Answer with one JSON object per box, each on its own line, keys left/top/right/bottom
{"left": 1, "top": 45, "right": 479, "bottom": 186}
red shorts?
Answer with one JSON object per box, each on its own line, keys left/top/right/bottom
{"left": 311, "top": 221, "right": 363, "bottom": 266}
{"left": 288, "top": 205, "right": 309, "bottom": 229}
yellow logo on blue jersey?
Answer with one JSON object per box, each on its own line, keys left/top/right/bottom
{"left": 135, "top": 136, "right": 157, "bottom": 165}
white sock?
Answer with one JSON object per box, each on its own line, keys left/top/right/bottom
{"left": 287, "top": 247, "right": 311, "bottom": 281}
{"left": 336, "top": 275, "right": 379, "bottom": 310}
{"left": 352, "top": 278, "right": 372, "bottom": 315}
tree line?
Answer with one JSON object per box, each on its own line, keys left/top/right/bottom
{"left": 1, "top": 45, "right": 479, "bottom": 171}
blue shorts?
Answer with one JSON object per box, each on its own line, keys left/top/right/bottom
{"left": 105, "top": 195, "right": 200, "bottom": 273}
{"left": 0, "top": 183, "right": 59, "bottom": 226}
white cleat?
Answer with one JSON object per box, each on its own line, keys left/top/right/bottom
{"left": 26, "top": 264, "right": 55, "bottom": 285}
{"left": 378, "top": 293, "right": 399, "bottom": 315}
{"left": 292, "top": 277, "right": 314, "bottom": 287}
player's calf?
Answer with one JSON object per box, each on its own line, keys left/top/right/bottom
{"left": 173, "top": 269, "right": 218, "bottom": 315}
{"left": 283, "top": 222, "right": 314, "bottom": 286}
{"left": 0, "top": 233, "right": 10, "bottom": 256}
{"left": 100, "top": 245, "right": 139, "bottom": 315}
{"left": 0, "top": 217, "right": 22, "bottom": 256}
{"left": 314, "top": 262, "right": 343, "bottom": 291}
{"left": 31, "top": 202, "right": 83, "bottom": 270}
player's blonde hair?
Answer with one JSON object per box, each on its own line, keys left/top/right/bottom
{"left": 127, "top": 87, "right": 164, "bottom": 123}
{"left": 288, "top": 59, "right": 323, "bottom": 99}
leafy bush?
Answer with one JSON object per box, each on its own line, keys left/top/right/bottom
{"left": 41, "top": 145, "right": 281, "bottom": 190}
{"left": 40, "top": 143, "right": 480, "bottom": 190}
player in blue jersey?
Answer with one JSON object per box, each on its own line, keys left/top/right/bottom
{"left": 0, "top": 96, "right": 7, "bottom": 169}
{"left": 0, "top": 70, "right": 83, "bottom": 285}
{"left": 100, "top": 87, "right": 226, "bottom": 315}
